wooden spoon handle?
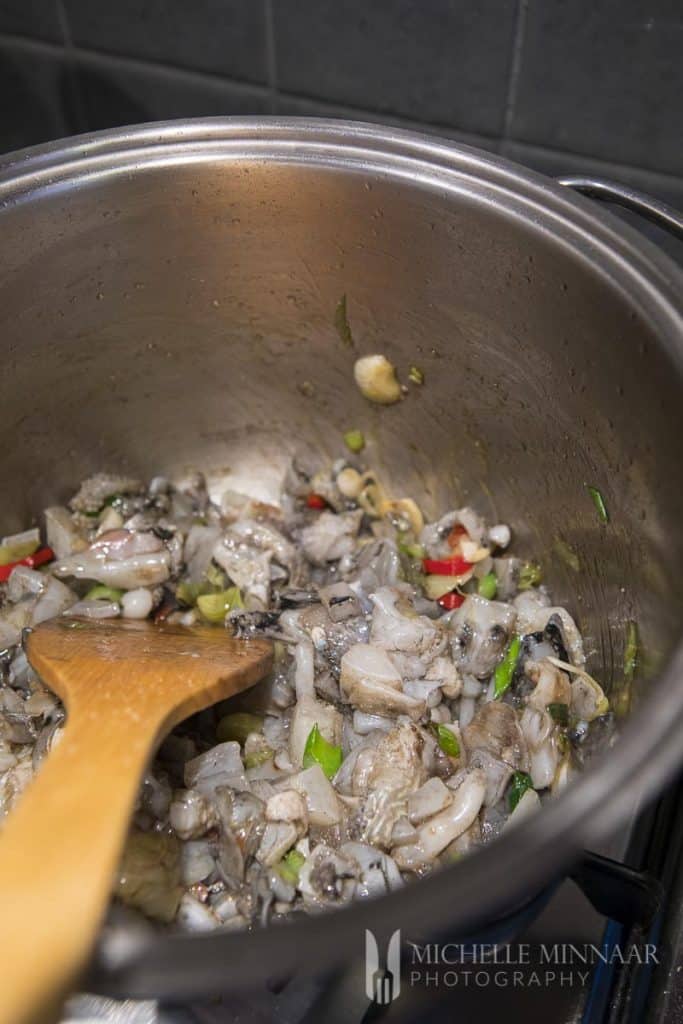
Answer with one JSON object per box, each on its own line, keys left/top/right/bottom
{"left": 0, "top": 701, "right": 158, "bottom": 1024}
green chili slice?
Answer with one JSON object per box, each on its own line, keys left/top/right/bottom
{"left": 196, "top": 586, "right": 243, "bottom": 623}
{"left": 518, "top": 561, "right": 542, "bottom": 591}
{"left": 508, "top": 771, "right": 534, "bottom": 812}
{"left": 624, "top": 620, "right": 638, "bottom": 680}
{"left": 478, "top": 572, "right": 497, "bottom": 599}
{"left": 343, "top": 429, "right": 365, "bottom": 453}
{"left": 586, "top": 485, "right": 609, "bottom": 524}
{"left": 278, "top": 849, "right": 305, "bottom": 885}
{"left": 433, "top": 723, "right": 460, "bottom": 758}
{"left": 302, "top": 724, "right": 343, "bottom": 779}
{"left": 494, "top": 635, "right": 521, "bottom": 699}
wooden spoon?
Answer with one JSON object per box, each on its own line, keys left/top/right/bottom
{"left": 0, "top": 616, "right": 272, "bottom": 1024}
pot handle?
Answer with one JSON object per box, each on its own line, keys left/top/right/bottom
{"left": 558, "top": 176, "right": 683, "bottom": 241}
{"left": 569, "top": 850, "right": 663, "bottom": 928}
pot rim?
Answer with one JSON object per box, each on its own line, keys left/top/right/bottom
{"left": 2, "top": 117, "right": 682, "bottom": 997}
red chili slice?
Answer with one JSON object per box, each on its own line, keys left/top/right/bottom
{"left": 437, "top": 591, "right": 466, "bottom": 611}
{"left": 0, "top": 546, "right": 55, "bottom": 583}
{"left": 306, "top": 493, "right": 327, "bottom": 510}
{"left": 422, "top": 555, "right": 473, "bottom": 576}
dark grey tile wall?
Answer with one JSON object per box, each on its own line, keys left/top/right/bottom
{"left": 0, "top": 0, "right": 62, "bottom": 43}
{"left": 511, "top": 0, "right": 683, "bottom": 177}
{"left": 74, "top": 51, "right": 270, "bottom": 133}
{"left": 0, "top": 37, "right": 73, "bottom": 150}
{"left": 63, "top": 0, "right": 269, "bottom": 84}
{"left": 272, "top": 0, "right": 518, "bottom": 137}
{"left": 0, "top": 0, "right": 680, "bottom": 213}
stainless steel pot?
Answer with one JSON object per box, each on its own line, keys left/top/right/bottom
{"left": 0, "top": 118, "right": 681, "bottom": 1000}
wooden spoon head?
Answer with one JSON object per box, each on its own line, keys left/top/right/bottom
{"left": 25, "top": 617, "right": 273, "bottom": 726}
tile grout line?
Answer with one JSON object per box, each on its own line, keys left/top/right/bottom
{"left": 502, "top": 0, "right": 529, "bottom": 141}
{"left": 55, "top": 0, "right": 71, "bottom": 47}
{"left": 263, "top": 0, "right": 279, "bottom": 114}
{"left": 55, "top": 0, "right": 89, "bottom": 135}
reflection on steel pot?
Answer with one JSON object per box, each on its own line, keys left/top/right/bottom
{"left": 0, "top": 119, "right": 681, "bottom": 1000}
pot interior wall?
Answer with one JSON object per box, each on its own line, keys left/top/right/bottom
{"left": 0, "top": 156, "right": 681, "bottom": 711}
